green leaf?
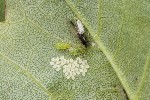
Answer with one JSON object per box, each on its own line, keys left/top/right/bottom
{"left": 0, "top": 0, "right": 150, "bottom": 100}
{"left": 0, "top": 0, "right": 5, "bottom": 22}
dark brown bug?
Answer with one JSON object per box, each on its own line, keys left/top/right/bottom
{"left": 70, "top": 19, "right": 89, "bottom": 48}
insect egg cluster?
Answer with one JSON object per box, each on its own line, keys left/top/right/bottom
{"left": 50, "top": 56, "right": 89, "bottom": 80}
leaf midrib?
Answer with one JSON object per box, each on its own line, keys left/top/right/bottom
{"left": 134, "top": 50, "right": 150, "bottom": 99}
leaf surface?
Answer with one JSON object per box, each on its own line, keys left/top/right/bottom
{"left": 0, "top": 0, "right": 150, "bottom": 100}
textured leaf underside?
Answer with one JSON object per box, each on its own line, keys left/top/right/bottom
{"left": 0, "top": 0, "right": 150, "bottom": 100}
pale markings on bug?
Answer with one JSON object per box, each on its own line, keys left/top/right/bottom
{"left": 76, "top": 20, "right": 85, "bottom": 34}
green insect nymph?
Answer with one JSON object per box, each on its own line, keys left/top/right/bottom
{"left": 55, "top": 42, "right": 71, "bottom": 50}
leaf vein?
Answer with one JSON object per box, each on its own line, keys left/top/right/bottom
{"left": 0, "top": 52, "right": 52, "bottom": 99}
